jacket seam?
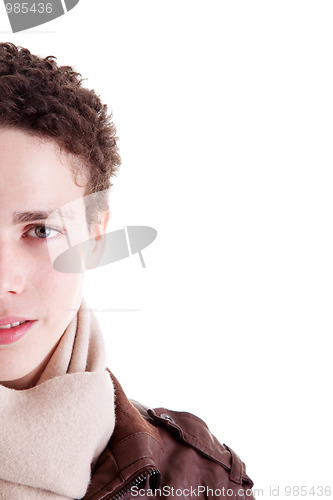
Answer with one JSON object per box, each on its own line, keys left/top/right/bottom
{"left": 84, "top": 459, "right": 156, "bottom": 500}
{"left": 120, "top": 455, "right": 156, "bottom": 474}
{"left": 112, "top": 432, "right": 162, "bottom": 452}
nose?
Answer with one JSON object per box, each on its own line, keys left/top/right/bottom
{"left": 0, "top": 241, "right": 25, "bottom": 296}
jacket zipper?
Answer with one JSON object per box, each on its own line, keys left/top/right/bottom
{"left": 101, "top": 467, "right": 160, "bottom": 500}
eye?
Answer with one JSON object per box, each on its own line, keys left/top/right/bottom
{"left": 25, "top": 225, "right": 64, "bottom": 240}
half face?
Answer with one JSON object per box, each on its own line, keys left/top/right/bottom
{"left": 0, "top": 128, "right": 102, "bottom": 389}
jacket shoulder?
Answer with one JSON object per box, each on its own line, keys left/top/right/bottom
{"left": 85, "top": 373, "right": 255, "bottom": 500}
{"left": 131, "top": 400, "right": 254, "bottom": 492}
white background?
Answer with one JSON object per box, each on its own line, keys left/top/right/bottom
{"left": 1, "top": 1, "right": 332, "bottom": 497}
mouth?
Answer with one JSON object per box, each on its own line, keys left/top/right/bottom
{"left": 0, "top": 320, "right": 28, "bottom": 329}
{"left": 0, "top": 319, "right": 35, "bottom": 345}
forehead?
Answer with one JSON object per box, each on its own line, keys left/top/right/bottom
{"left": 0, "top": 128, "right": 87, "bottom": 223}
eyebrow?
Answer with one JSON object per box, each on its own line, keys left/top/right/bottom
{"left": 12, "top": 209, "right": 75, "bottom": 225}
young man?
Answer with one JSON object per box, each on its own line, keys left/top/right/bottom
{"left": 0, "top": 42, "right": 255, "bottom": 499}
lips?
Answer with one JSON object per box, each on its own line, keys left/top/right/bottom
{"left": 0, "top": 318, "right": 35, "bottom": 345}
{"left": 0, "top": 316, "right": 31, "bottom": 326}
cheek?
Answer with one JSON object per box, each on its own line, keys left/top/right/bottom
{"left": 34, "top": 262, "right": 85, "bottom": 314}
{"left": 23, "top": 240, "right": 86, "bottom": 321}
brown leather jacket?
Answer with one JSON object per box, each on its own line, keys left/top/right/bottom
{"left": 83, "top": 372, "right": 255, "bottom": 500}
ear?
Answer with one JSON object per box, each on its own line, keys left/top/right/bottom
{"left": 93, "top": 210, "right": 110, "bottom": 238}
{"left": 86, "top": 211, "right": 110, "bottom": 269}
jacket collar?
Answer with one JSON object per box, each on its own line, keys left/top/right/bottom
{"left": 84, "top": 371, "right": 163, "bottom": 500}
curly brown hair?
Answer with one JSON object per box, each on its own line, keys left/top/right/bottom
{"left": 0, "top": 42, "right": 120, "bottom": 220}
